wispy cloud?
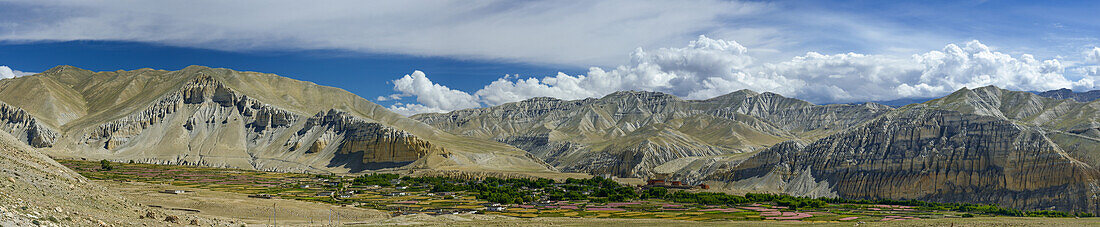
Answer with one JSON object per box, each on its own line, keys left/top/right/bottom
{"left": 0, "top": 0, "right": 770, "bottom": 66}
{"left": 0, "top": 1, "right": 983, "bottom": 67}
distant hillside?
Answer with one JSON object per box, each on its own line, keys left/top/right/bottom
{"left": 1036, "top": 88, "right": 1100, "bottom": 102}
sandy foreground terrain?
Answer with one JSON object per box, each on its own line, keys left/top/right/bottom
{"left": 102, "top": 181, "right": 388, "bottom": 226}
{"left": 102, "top": 180, "right": 1100, "bottom": 227}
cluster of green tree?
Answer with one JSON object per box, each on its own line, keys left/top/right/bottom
{"left": 400, "top": 176, "right": 637, "bottom": 204}
{"left": 351, "top": 173, "right": 399, "bottom": 186}
{"left": 643, "top": 188, "right": 825, "bottom": 209}
{"left": 468, "top": 178, "right": 540, "bottom": 204}
{"left": 819, "top": 197, "right": 1093, "bottom": 217}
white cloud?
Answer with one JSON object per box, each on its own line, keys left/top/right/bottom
{"left": 475, "top": 35, "right": 759, "bottom": 105}
{"left": 386, "top": 71, "right": 480, "bottom": 116}
{"left": 0, "top": 66, "right": 35, "bottom": 79}
{"left": 386, "top": 37, "right": 1100, "bottom": 115}
{"left": 901, "top": 41, "right": 1077, "bottom": 98}
{"left": 750, "top": 52, "right": 920, "bottom": 103}
{"left": 1088, "top": 47, "right": 1100, "bottom": 65}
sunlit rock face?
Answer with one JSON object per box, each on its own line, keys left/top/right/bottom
{"left": 297, "top": 109, "right": 440, "bottom": 164}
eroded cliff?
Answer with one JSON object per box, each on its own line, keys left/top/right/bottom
{"left": 704, "top": 108, "right": 1100, "bottom": 213}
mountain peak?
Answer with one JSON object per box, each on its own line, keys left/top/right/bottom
{"left": 181, "top": 65, "right": 214, "bottom": 71}
{"left": 602, "top": 90, "right": 683, "bottom": 102}
{"left": 704, "top": 89, "right": 759, "bottom": 103}
{"left": 731, "top": 89, "right": 759, "bottom": 96}
{"left": 42, "top": 65, "right": 92, "bottom": 75}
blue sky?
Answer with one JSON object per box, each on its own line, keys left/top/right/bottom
{"left": 1, "top": 0, "right": 1099, "bottom": 115}
{"left": 0, "top": 41, "right": 584, "bottom": 102}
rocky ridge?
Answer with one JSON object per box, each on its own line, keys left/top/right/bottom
{"left": 1037, "top": 88, "right": 1100, "bottom": 102}
{"left": 923, "top": 86, "right": 1100, "bottom": 136}
{"left": 414, "top": 90, "right": 892, "bottom": 177}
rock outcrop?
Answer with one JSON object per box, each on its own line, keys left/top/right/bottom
{"left": 0, "top": 102, "right": 57, "bottom": 147}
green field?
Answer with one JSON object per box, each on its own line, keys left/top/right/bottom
{"left": 60, "top": 160, "right": 1090, "bottom": 223}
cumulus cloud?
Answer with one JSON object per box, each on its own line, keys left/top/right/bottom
{"left": 0, "top": 66, "right": 35, "bottom": 79}
{"left": 386, "top": 71, "right": 481, "bottom": 116}
{"left": 475, "top": 36, "right": 756, "bottom": 105}
{"left": 900, "top": 41, "right": 1077, "bottom": 97}
{"left": 384, "top": 36, "right": 1100, "bottom": 115}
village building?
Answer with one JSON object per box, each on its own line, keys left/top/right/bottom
{"left": 160, "top": 189, "right": 186, "bottom": 194}
{"left": 644, "top": 173, "right": 709, "bottom": 189}
{"left": 248, "top": 194, "right": 276, "bottom": 199}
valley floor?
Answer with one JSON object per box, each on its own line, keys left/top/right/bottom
{"left": 363, "top": 216, "right": 1100, "bottom": 226}
{"left": 95, "top": 179, "right": 1100, "bottom": 227}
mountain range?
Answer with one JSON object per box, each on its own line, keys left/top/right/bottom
{"left": 3, "top": 66, "right": 1100, "bottom": 214}
{"left": 417, "top": 85, "right": 1100, "bottom": 214}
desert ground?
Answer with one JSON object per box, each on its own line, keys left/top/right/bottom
{"left": 103, "top": 181, "right": 388, "bottom": 226}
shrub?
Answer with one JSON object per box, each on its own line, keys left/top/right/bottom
{"left": 100, "top": 160, "right": 113, "bottom": 170}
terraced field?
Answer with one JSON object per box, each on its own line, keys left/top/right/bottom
{"left": 482, "top": 202, "right": 958, "bottom": 222}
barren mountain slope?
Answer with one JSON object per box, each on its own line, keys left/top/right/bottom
{"left": 0, "top": 130, "right": 197, "bottom": 226}
{"left": 0, "top": 66, "right": 552, "bottom": 174}
{"left": 921, "top": 86, "right": 1100, "bottom": 138}
{"left": 414, "top": 90, "right": 891, "bottom": 177}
